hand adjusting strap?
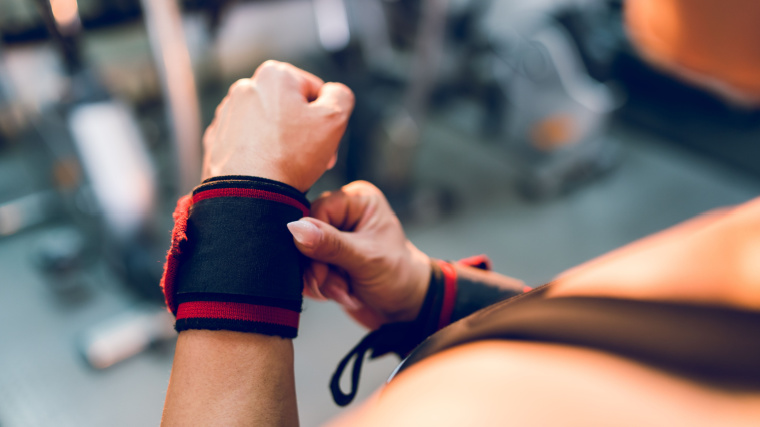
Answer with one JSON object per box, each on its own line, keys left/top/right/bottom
{"left": 330, "top": 255, "right": 524, "bottom": 406}
{"left": 160, "top": 175, "right": 310, "bottom": 338}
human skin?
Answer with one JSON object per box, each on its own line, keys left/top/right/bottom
{"left": 161, "top": 60, "right": 354, "bottom": 427}
{"left": 162, "top": 59, "right": 760, "bottom": 425}
{"left": 330, "top": 341, "right": 760, "bottom": 427}
{"left": 307, "top": 186, "right": 760, "bottom": 427}
{"left": 287, "top": 180, "right": 524, "bottom": 330}
{"left": 200, "top": 60, "right": 353, "bottom": 190}
{"left": 287, "top": 181, "right": 432, "bottom": 330}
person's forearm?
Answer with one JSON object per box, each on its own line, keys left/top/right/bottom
{"left": 159, "top": 60, "right": 354, "bottom": 424}
{"left": 162, "top": 330, "right": 298, "bottom": 427}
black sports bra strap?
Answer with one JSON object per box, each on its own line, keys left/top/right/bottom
{"left": 393, "top": 294, "right": 760, "bottom": 388}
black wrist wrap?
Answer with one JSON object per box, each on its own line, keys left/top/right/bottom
{"left": 160, "top": 175, "right": 310, "bottom": 339}
{"left": 328, "top": 261, "right": 445, "bottom": 406}
{"left": 330, "top": 255, "right": 526, "bottom": 406}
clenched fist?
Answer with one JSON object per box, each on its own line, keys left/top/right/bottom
{"left": 202, "top": 60, "right": 355, "bottom": 191}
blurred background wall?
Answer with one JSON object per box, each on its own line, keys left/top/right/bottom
{"left": 0, "top": 0, "right": 758, "bottom": 425}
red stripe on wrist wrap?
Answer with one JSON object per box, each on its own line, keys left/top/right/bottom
{"left": 176, "top": 301, "right": 300, "bottom": 328}
{"left": 437, "top": 260, "right": 458, "bottom": 330}
{"left": 160, "top": 176, "right": 309, "bottom": 339}
{"left": 192, "top": 187, "right": 309, "bottom": 217}
{"left": 160, "top": 194, "right": 194, "bottom": 315}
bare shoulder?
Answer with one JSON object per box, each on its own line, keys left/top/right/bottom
{"left": 328, "top": 340, "right": 760, "bottom": 427}
{"left": 547, "top": 198, "right": 760, "bottom": 310}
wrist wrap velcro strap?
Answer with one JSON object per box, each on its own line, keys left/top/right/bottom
{"left": 330, "top": 255, "right": 526, "bottom": 406}
{"left": 327, "top": 258, "right": 470, "bottom": 406}
{"left": 160, "top": 175, "right": 310, "bottom": 338}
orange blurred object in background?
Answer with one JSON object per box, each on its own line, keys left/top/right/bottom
{"left": 626, "top": 0, "right": 760, "bottom": 105}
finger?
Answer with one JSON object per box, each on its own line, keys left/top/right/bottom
{"left": 310, "top": 189, "right": 354, "bottom": 229}
{"left": 303, "top": 277, "right": 319, "bottom": 300}
{"left": 252, "top": 60, "right": 324, "bottom": 102}
{"left": 290, "top": 66, "right": 325, "bottom": 102}
{"left": 326, "top": 152, "right": 338, "bottom": 170}
{"left": 310, "top": 82, "right": 355, "bottom": 118}
{"left": 310, "top": 261, "right": 330, "bottom": 295}
{"left": 310, "top": 180, "right": 385, "bottom": 231}
{"left": 302, "top": 264, "right": 327, "bottom": 301}
{"left": 287, "top": 217, "right": 366, "bottom": 270}
{"left": 319, "top": 271, "right": 362, "bottom": 311}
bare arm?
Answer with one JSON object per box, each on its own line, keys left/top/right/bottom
{"left": 160, "top": 60, "right": 354, "bottom": 426}
{"left": 162, "top": 331, "right": 298, "bottom": 426}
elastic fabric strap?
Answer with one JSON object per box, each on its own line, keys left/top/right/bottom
{"left": 330, "top": 256, "right": 505, "bottom": 406}
{"left": 330, "top": 322, "right": 420, "bottom": 406}
{"left": 159, "top": 175, "right": 309, "bottom": 339}
{"left": 329, "top": 329, "right": 380, "bottom": 407}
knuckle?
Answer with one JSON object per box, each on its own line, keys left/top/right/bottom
{"left": 311, "top": 191, "right": 333, "bottom": 209}
{"left": 323, "top": 105, "right": 345, "bottom": 120}
{"left": 309, "top": 194, "right": 327, "bottom": 209}
{"left": 228, "top": 78, "right": 253, "bottom": 96}
{"left": 321, "top": 195, "right": 345, "bottom": 217}
{"left": 337, "top": 82, "right": 355, "bottom": 100}
{"left": 331, "top": 82, "right": 355, "bottom": 105}
{"left": 344, "top": 180, "right": 381, "bottom": 197}
{"left": 257, "top": 60, "right": 291, "bottom": 79}
{"left": 362, "top": 242, "right": 388, "bottom": 269}
{"left": 356, "top": 180, "right": 378, "bottom": 191}
{"left": 255, "top": 61, "right": 303, "bottom": 88}
{"left": 259, "top": 59, "right": 281, "bottom": 71}
{"left": 341, "top": 181, "right": 361, "bottom": 193}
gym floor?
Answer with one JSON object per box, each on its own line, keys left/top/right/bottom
{"left": 1, "top": 109, "right": 759, "bottom": 425}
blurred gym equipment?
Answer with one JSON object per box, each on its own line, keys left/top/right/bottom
{"left": 140, "top": 0, "right": 201, "bottom": 194}
{"left": 316, "top": 0, "right": 622, "bottom": 204}
{"left": 0, "top": 0, "right": 199, "bottom": 369}
{"left": 490, "top": 9, "right": 622, "bottom": 199}
{"left": 0, "top": 1, "right": 758, "bottom": 425}
{"left": 313, "top": 0, "right": 455, "bottom": 219}
{"left": 0, "top": 0, "right": 756, "bottom": 411}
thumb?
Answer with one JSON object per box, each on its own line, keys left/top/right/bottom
{"left": 287, "top": 217, "right": 365, "bottom": 270}
{"left": 310, "top": 82, "right": 355, "bottom": 119}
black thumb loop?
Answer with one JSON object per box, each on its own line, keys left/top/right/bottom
{"left": 330, "top": 329, "right": 382, "bottom": 406}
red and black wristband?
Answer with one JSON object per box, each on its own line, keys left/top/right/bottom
{"left": 329, "top": 255, "right": 522, "bottom": 406}
{"left": 418, "top": 256, "right": 499, "bottom": 337}
{"left": 160, "top": 175, "right": 310, "bottom": 339}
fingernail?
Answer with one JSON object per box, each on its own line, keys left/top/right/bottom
{"left": 287, "top": 220, "right": 321, "bottom": 249}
